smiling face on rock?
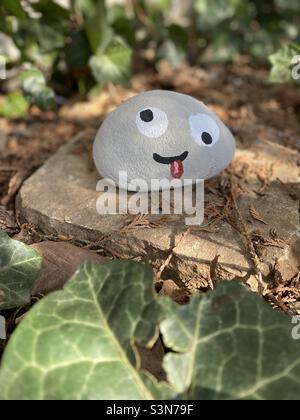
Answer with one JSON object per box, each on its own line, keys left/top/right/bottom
{"left": 93, "top": 90, "right": 236, "bottom": 191}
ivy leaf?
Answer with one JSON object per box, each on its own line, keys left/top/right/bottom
{"left": 161, "top": 282, "right": 300, "bottom": 400}
{"left": 156, "top": 24, "right": 188, "bottom": 67}
{"left": 0, "top": 32, "right": 20, "bottom": 62}
{"left": 89, "top": 37, "right": 132, "bottom": 85}
{"left": 65, "top": 30, "right": 92, "bottom": 70}
{"left": 0, "top": 231, "right": 42, "bottom": 310}
{"left": 0, "top": 260, "right": 174, "bottom": 400}
{"left": 0, "top": 91, "right": 28, "bottom": 119}
{"left": 83, "top": 0, "right": 111, "bottom": 53}
{"left": 2, "top": 259, "right": 299, "bottom": 400}
{"left": 1, "top": 0, "right": 25, "bottom": 19}
{"left": 195, "top": 0, "right": 235, "bottom": 28}
{"left": 31, "top": 0, "right": 70, "bottom": 22}
{"left": 21, "top": 69, "right": 56, "bottom": 111}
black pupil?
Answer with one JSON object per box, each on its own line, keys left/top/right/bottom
{"left": 140, "top": 109, "right": 153, "bottom": 122}
{"left": 201, "top": 132, "right": 213, "bottom": 144}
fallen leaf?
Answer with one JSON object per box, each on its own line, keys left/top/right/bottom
{"left": 31, "top": 241, "right": 107, "bottom": 296}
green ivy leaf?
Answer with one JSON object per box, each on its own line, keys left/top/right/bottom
{"left": 0, "top": 32, "right": 20, "bottom": 62}
{"left": 1, "top": 259, "right": 299, "bottom": 400}
{"left": 31, "top": 0, "right": 70, "bottom": 21}
{"left": 0, "top": 231, "right": 42, "bottom": 310}
{"left": 161, "top": 282, "right": 300, "bottom": 400}
{"left": 65, "top": 30, "right": 91, "bottom": 70}
{"left": 0, "top": 260, "right": 174, "bottom": 400}
{"left": 89, "top": 37, "right": 132, "bottom": 85}
{"left": 195, "top": 0, "right": 235, "bottom": 28}
{"left": 0, "top": 91, "right": 28, "bottom": 118}
{"left": 1, "top": 0, "right": 25, "bottom": 19}
{"left": 157, "top": 24, "right": 188, "bottom": 67}
{"left": 21, "top": 68, "right": 56, "bottom": 111}
{"left": 83, "top": 0, "right": 111, "bottom": 53}
{"left": 21, "top": 21, "right": 66, "bottom": 54}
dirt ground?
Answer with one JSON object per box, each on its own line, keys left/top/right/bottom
{"left": 0, "top": 61, "right": 299, "bottom": 313}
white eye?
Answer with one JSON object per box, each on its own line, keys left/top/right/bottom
{"left": 136, "top": 107, "right": 168, "bottom": 138}
{"left": 189, "top": 114, "right": 220, "bottom": 147}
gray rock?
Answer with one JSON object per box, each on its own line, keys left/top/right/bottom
{"left": 93, "top": 90, "right": 235, "bottom": 191}
{"left": 16, "top": 130, "right": 300, "bottom": 291}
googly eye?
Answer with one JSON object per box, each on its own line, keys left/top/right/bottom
{"left": 189, "top": 114, "right": 220, "bottom": 147}
{"left": 136, "top": 107, "right": 168, "bottom": 138}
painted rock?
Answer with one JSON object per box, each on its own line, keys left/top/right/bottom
{"left": 93, "top": 90, "right": 235, "bottom": 191}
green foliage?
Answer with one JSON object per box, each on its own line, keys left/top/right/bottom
{"left": 0, "top": 0, "right": 133, "bottom": 114}
{"left": 0, "top": 0, "right": 300, "bottom": 116}
{"left": 195, "top": 0, "right": 299, "bottom": 63}
{"left": 89, "top": 37, "right": 132, "bottom": 85}
{"left": 162, "top": 282, "right": 300, "bottom": 399}
{"left": 83, "top": 0, "right": 110, "bottom": 53}
{"left": 195, "top": 0, "right": 236, "bottom": 27}
{"left": 0, "top": 0, "right": 25, "bottom": 19}
{"left": 0, "top": 91, "right": 28, "bottom": 118}
{"left": 30, "top": 0, "right": 70, "bottom": 21}
{"left": 21, "top": 69, "right": 56, "bottom": 110}
{"left": 0, "top": 258, "right": 299, "bottom": 400}
{"left": 0, "top": 231, "right": 42, "bottom": 310}
{"left": 270, "top": 43, "right": 300, "bottom": 83}
{"left": 0, "top": 261, "right": 175, "bottom": 400}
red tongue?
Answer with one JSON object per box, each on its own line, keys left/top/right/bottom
{"left": 170, "top": 160, "right": 184, "bottom": 178}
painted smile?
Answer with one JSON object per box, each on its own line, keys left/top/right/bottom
{"left": 153, "top": 151, "right": 188, "bottom": 164}
{"left": 153, "top": 151, "right": 188, "bottom": 179}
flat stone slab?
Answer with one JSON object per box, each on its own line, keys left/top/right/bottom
{"left": 16, "top": 129, "right": 300, "bottom": 291}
